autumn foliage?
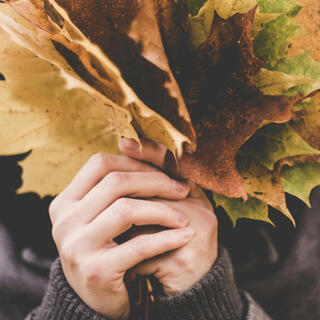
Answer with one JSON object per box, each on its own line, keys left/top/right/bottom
{"left": 0, "top": 0, "right": 320, "bottom": 225}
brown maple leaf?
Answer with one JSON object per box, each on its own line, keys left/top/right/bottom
{"left": 52, "top": 0, "right": 197, "bottom": 149}
{"left": 166, "top": 7, "right": 302, "bottom": 199}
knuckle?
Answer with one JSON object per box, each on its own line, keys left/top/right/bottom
{"left": 48, "top": 198, "right": 59, "bottom": 220}
{"left": 105, "top": 171, "right": 128, "bottom": 187}
{"left": 59, "top": 239, "right": 79, "bottom": 264}
{"left": 116, "top": 207, "right": 131, "bottom": 222}
{"left": 114, "top": 198, "right": 131, "bottom": 214}
{"left": 173, "top": 252, "right": 195, "bottom": 273}
{"left": 134, "top": 238, "right": 150, "bottom": 258}
{"left": 81, "top": 262, "right": 103, "bottom": 287}
{"left": 88, "top": 153, "right": 110, "bottom": 171}
{"left": 51, "top": 224, "right": 62, "bottom": 244}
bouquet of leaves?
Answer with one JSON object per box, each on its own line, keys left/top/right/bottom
{"left": 1, "top": 0, "right": 320, "bottom": 226}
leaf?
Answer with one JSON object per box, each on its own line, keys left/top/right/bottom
{"left": 280, "top": 157, "right": 320, "bottom": 207}
{"left": 256, "top": 0, "right": 299, "bottom": 14}
{"left": 213, "top": 193, "right": 272, "bottom": 226}
{"left": 7, "top": 0, "right": 192, "bottom": 157}
{"left": 213, "top": 0, "right": 257, "bottom": 20}
{"left": 187, "top": 0, "right": 257, "bottom": 49}
{"left": 188, "top": 0, "right": 215, "bottom": 49}
{"left": 50, "top": 0, "right": 197, "bottom": 152}
{"left": 0, "top": 3, "right": 190, "bottom": 195}
{"left": 254, "top": 68, "right": 312, "bottom": 95}
{"left": 292, "top": 98, "right": 316, "bottom": 113}
{"left": 181, "top": 0, "right": 208, "bottom": 16}
{"left": 241, "top": 123, "right": 320, "bottom": 170}
{"left": 0, "top": 10, "right": 136, "bottom": 195}
{"left": 251, "top": 8, "right": 280, "bottom": 37}
{"left": 237, "top": 155, "right": 294, "bottom": 223}
{"left": 270, "top": 52, "right": 320, "bottom": 96}
{"left": 2, "top": 0, "right": 320, "bottom": 228}
{"left": 254, "top": 12, "right": 304, "bottom": 67}
{"left": 173, "top": 8, "right": 300, "bottom": 199}
{"left": 285, "top": 0, "right": 320, "bottom": 63}
{"left": 291, "top": 93, "right": 320, "bottom": 150}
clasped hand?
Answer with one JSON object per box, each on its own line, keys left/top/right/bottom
{"left": 49, "top": 138, "right": 218, "bottom": 320}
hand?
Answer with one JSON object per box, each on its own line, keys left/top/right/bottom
{"left": 49, "top": 151, "right": 194, "bottom": 319}
{"left": 119, "top": 138, "right": 218, "bottom": 296}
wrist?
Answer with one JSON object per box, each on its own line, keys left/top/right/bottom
{"left": 152, "top": 247, "right": 244, "bottom": 320}
{"left": 163, "top": 247, "right": 218, "bottom": 297}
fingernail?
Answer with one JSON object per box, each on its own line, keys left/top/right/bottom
{"left": 119, "top": 138, "right": 139, "bottom": 151}
{"left": 173, "top": 180, "right": 189, "bottom": 193}
{"left": 180, "top": 227, "right": 194, "bottom": 239}
{"left": 175, "top": 210, "right": 189, "bottom": 226}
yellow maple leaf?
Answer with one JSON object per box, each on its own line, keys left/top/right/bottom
{"left": 0, "top": 3, "right": 189, "bottom": 196}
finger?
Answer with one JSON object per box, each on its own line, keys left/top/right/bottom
{"left": 108, "top": 227, "right": 194, "bottom": 272}
{"left": 79, "top": 171, "right": 190, "bottom": 222}
{"left": 119, "top": 138, "right": 167, "bottom": 169}
{"left": 58, "top": 154, "right": 157, "bottom": 202}
{"left": 86, "top": 198, "right": 189, "bottom": 243}
{"left": 130, "top": 259, "right": 158, "bottom": 277}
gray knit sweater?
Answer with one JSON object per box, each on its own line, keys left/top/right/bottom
{"left": 25, "top": 248, "right": 270, "bottom": 320}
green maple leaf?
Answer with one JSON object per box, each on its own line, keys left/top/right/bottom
{"left": 257, "top": 0, "right": 300, "bottom": 14}
{"left": 270, "top": 52, "right": 320, "bottom": 96}
{"left": 241, "top": 123, "right": 320, "bottom": 170}
{"left": 213, "top": 193, "right": 272, "bottom": 226}
{"left": 254, "top": 13, "right": 303, "bottom": 66}
{"left": 281, "top": 162, "right": 320, "bottom": 207}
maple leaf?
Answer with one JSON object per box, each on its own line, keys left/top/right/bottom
{"left": 213, "top": 193, "right": 271, "bottom": 226}
{"left": 0, "top": 6, "right": 136, "bottom": 195}
{"left": 0, "top": 2, "right": 189, "bottom": 195}
{"left": 171, "top": 7, "right": 301, "bottom": 199}
{"left": 1, "top": 0, "right": 320, "bottom": 226}
{"left": 178, "top": 0, "right": 320, "bottom": 224}
{"left": 280, "top": 158, "right": 320, "bottom": 207}
{"left": 291, "top": 93, "right": 320, "bottom": 150}
{"left": 236, "top": 154, "right": 294, "bottom": 223}
{"left": 50, "top": 0, "right": 197, "bottom": 150}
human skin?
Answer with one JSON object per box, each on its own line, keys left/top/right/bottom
{"left": 49, "top": 138, "right": 218, "bottom": 319}
{"left": 119, "top": 138, "right": 218, "bottom": 296}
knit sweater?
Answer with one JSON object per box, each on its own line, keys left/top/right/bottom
{"left": 24, "top": 247, "right": 270, "bottom": 320}
{"left": 1, "top": 157, "right": 320, "bottom": 320}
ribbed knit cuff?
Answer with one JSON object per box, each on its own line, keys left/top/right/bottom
{"left": 151, "top": 247, "right": 244, "bottom": 320}
{"left": 28, "top": 258, "right": 108, "bottom": 320}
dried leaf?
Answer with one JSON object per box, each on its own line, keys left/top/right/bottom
{"left": 174, "top": 8, "right": 300, "bottom": 198}
{"left": 0, "top": 3, "right": 189, "bottom": 195}
{"left": 52, "top": 0, "right": 197, "bottom": 150}
{"left": 0, "top": 7, "right": 137, "bottom": 195}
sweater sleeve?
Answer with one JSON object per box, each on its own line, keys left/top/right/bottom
{"left": 25, "top": 258, "right": 109, "bottom": 320}
{"left": 151, "top": 247, "right": 272, "bottom": 320}
{"left": 26, "top": 248, "right": 271, "bottom": 320}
